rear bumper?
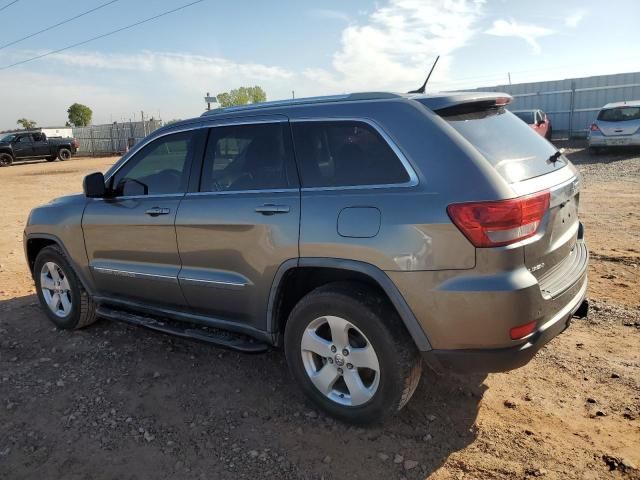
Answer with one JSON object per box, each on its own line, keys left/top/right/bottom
{"left": 422, "top": 278, "right": 587, "bottom": 373}
{"left": 588, "top": 132, "right": 640, "bottom": 147}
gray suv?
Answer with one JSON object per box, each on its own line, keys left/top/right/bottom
{"left": 24, "top": 92, "right": 588, "bottom": 423}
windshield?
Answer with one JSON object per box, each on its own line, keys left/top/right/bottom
{"left": 597, "top": 106, "right": 640, "bottom": 122}
{"left": 0, "top": 134, "right": 16, "bottom": 142}
{"left": 436, "top": 107, "right": 566, "bottom": 183}
{"left": 513, "top": 111, "right": 535, "bottom": 124}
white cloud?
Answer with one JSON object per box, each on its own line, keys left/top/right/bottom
{"left": 565, "top": 9, "right": 586, "bottom": 28}
{"left": 0, "top": 0, "right": 489, "bottom": 128}
{"left": 308, "top": 9, "right": 351, "bottom": 23}
{"left": 485, "top": 19, "right": 553, "bottom": 55}
{"left": 0, "top": 70, "right": 136, "bottom": 128}
{"left": 327, "top": 0, "right": 486, "bottom": 91}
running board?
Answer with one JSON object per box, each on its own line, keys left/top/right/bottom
{"left": 96, "top": 305, "right": 268, "bottom": 353}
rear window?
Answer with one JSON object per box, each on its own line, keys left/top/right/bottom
{"left": 513, "top": 111, "right": 535, "bottom": 124}
{"left": 597, "top": 106, "right": 640, "bottom": 122}
{"left": 431, "top": 105, "right": 565, "bottom": 183}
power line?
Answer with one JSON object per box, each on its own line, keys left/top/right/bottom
{"left": 0, "top": 0, "right": 20, "bottom": 13}
{"left": 0, "top": 0, "right": 120, "bottom": 51}
{"left": 0, "top": 0, "right": 205, "bottom": 71}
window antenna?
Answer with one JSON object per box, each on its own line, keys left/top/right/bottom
{"left": 408, "top": 55, "right": 440, "bottom": 94}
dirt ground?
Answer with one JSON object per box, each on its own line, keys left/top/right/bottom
{"left": 0, "top": 146, "right": 638, "bottom": 480}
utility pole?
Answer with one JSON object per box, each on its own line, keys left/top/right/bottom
{"left": 206, "top": 92, "right": 211, "bottom": 111}
{"left": 292, "top": 90, "right": 295, "bottom": 100}
{"left": 508, "top": 72, "right": 512, "bottom": 85}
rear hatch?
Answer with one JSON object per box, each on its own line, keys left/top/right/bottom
{"left": 418, "top": 93, "right": 582, "bottom": 291}
{"left": 595, "top": 106, "right": 640, "bottom": 136}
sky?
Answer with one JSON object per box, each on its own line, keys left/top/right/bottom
{"left": 0, "top": 0, "right": 639, "bottom": 129}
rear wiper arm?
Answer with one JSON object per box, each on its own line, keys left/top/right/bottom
{"left": 548, "top": 148, "right": 565, "bottom": 164}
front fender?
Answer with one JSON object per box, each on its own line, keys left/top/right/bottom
{"left": 24, "top": 194, "right": 94, "bottom": 292}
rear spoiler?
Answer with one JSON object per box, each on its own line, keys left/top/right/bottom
{"left": 410, "top": 92, "right": 512, "bottom": 115}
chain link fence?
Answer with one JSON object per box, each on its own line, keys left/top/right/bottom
{"left": 72, "top": 119, "right": 163, "bottom": 156}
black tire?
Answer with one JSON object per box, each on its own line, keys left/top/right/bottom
{"left": 57, "top": 148, "right": 72, "bottom": 161}
{"left": 33, "top": 245, "right": 97, "bottom": 330}
{"left": 589, "top": 146, "right": 603, "bottom": 155}
{"left": 0, "top": 153, "right": 13, "bottom": 167}
{"left": 284, "top": 282, "right": 422, "bottom": 424}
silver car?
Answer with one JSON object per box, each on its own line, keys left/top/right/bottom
{"left": 588, "top": 100, "right": 640, "bottom": 151}
{"left": 24, "top": 91, "right": 589, "bottom": 423}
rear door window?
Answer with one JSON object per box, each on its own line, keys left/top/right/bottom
{"left": 291, "top": 121, "right": 410, "bottom": 188}
{"left": 432, "top": 105, "right": 564, "bottom": 183}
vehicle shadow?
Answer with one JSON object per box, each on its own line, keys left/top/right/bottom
{"left": 1, "top": 294, "right": 484, "bottom": 479}
{"left": 554, "top": 139, "right": 640, "bottom": 166}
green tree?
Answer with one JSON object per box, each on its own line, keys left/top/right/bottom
{"left": 16, "top": 118, "right": 37, "bottom": 129}
{"left": 216, "top": 86, "right": 266, "bottom": 107}
{"left": 67, "top": 103, "right": 93, "bottom": 127}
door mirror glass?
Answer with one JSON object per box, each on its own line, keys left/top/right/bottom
{"left": 83, "top": 172, "right": 106, "bottom": 198}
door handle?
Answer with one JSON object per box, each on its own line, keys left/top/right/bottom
{"left": 255, "top": 204, "right": 290, "bottom": 215}
{"left": 145, "top": 207, "right": 170, "bottom": 216}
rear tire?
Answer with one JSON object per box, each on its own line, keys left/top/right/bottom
{"left": 284, "top": 282, "right": 422, "bottom": 424}
{"left": 34, "top": 245, "right": 97, "bottom": 330}
{"left": 57, "top": 148, "right": 72, "bottom": 161}
{"left": 589, "top": 146, "right": 603, "bottom": 155}
{"left": 0, "top": 153, "right": 13, "bottom": 167}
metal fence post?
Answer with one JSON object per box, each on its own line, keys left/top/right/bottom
{"left": 90, "top": 129, "right": 95, "bottom": 157}
{"left": 568, "top": 80, "right": 576, "bottom": 139}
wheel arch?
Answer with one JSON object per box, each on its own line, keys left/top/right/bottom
{"left": 25, "top": 233, "right": 93, "bottom": 294}
{"left": 267, "top": 258, "right": 432, "bottom": 351}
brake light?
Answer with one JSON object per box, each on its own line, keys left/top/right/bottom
{"left": 447, "top": 190, "right": 550, "bottom": 247}
{"left": 510, "top": 320, "right": 537, "bottom": 340}
{"left": 590, "top": 123, "right": 600, "bottom": 132}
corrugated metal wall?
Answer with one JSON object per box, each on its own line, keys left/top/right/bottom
{"left": 467, "top": 72, "right": 640, "bottom": 137}
{"left": 72, "top": 119, "right": 163, "bottom": 156}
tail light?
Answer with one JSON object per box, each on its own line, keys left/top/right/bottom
{"left": 447, "top": 190, "right": 550, "bottom": 247}
{"left": 590, "top": 123, "right": 600, "bottom": 132}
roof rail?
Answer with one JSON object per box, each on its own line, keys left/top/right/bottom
{"left": 201, "top": 92, "right": 403, "bottom": 116}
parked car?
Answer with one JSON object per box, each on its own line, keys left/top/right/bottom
{"left": 512, "top": 109, "right": 552, "bottom": 140}
{"left": 0, "top": 131, "right": 79, "bottom": 167}
{"left": 24, "top": 92, "right": 588, "bottom": 423}
{"left": 588, "top": 101, "right": 640, "bottom": 152}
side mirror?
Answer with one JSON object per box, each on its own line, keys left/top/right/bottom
{"left": 83, "top": 172, "right": 106, "bottom": 198}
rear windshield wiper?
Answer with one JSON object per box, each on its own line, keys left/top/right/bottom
{"left": 548, "top": 148, "right": 565, "bottom": 164}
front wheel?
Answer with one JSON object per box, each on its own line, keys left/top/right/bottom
{"left": 57, "top": 148, "right": 72, "bottom": 161}
{"left": 284, "top": 282, "right": 422, "bottom": 424}
{"left": 0, "top": 153, "right": 13, "bottom": 167}
{"left": 34, "top": 245, "right": 97, "bottom": 330}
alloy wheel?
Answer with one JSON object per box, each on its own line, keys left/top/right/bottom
{"left": 300, "top": 315, "right": 380, "bottom": 406}
{"left": 40, "top": 261, "right": 72, "bottom": 318}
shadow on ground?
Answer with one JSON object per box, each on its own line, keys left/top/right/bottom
{"left": 0, "top": 294, "right": 486, "bottom": 479}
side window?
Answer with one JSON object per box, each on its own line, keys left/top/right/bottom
{"left": 291, "top": 121, "right": 410, "bottom": 188}
{"left": 110, "top": 131, "right": 195, "bottom": 196}
{"left": 200, "top": 122, "right": 295, "bottom": 192}
{"left": 18, "top": 135, "right": 33, "bottom": 143}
